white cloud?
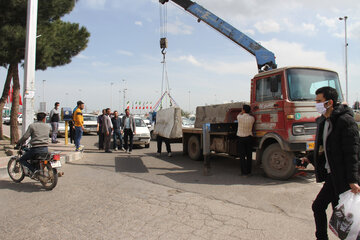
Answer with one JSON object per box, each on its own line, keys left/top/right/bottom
{"left": 301, "top": 23, "right": 317, "bottom": 33}
{"left": 91, "top": 61, "right": 110, "bottom": 67}
{"left": 349, "top": 21, "right": 360, "bottom": 40}
{"left": 75, "top": 54, "right": 90, "bottom": 60}
{"left": 254, "top": 20, "right": 280, "bottom": 34}
{"left": 117, "top": 50, "right": 134, "bottom": 56}
{"left": 83, "top": 0, "right": 107, "bottom": 9}
{"left": 243, "top": 29, "right": 255, "bottom": 36}
{"left": 135, "top": 21, "right": 143, "bottom": 26}
{"left": 167, "top": 20, "right": 193, "bottom": 35}
{"left": 174, "top": 55, "right": 257, "bottom": 75}
{"left": 316, "top": 14, "right": 337, "bottom": 30}
{"left": 261, "top": 39, "right": 340, "bottom": 71}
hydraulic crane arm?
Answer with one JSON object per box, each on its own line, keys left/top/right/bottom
{"left": 160, "top": 0, "right": 277, "bottom": 72}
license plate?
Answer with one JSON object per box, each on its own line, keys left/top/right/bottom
{"left": 133, "top": 137, "right": 139, "bottom": 141}
{"left": 50, "top": 160, "right": 61, "bottom": 168}
{"left": 306, "top": 142, "right": 315, "bottom": 150}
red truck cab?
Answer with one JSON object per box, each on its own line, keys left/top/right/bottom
{"left": 250, "top": 66, "right": 343, "bottom": 179}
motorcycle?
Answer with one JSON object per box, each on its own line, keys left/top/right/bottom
{"left": 7, "top": 145, "right": 62, "bottom": 190}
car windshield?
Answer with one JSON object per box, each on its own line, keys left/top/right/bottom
{"left": 135, "top": 118, "right": 147, "bottom": 127}
{"left": 287, "top": 68, "right": 343, "bottom": 101}
{"left": 182, "top": 118, "right": 192, "bottom": 126}
{"left": 83, "top": 115, "right": 97, "bottom": 121}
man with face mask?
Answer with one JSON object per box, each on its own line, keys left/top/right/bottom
{"left": 302, "top": 86, "right": 360, "bottom": 240}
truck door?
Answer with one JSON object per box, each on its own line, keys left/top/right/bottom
{"left": 251, "top": 74, "right": 285, "bottom": 138}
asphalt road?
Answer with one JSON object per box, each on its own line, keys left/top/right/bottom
{"left": 0, "top": 135, "right": 338, "bottom": 240}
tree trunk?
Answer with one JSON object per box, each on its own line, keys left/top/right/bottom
{"left": 10, "top": 63, "right": 20, "bottom": 144}
{"left": 0, "top": 64, "right": 14, "bottom": 140}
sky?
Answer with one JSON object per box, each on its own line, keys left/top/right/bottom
{"left": 1, "top": 0, "right": 360, "bottom": 113}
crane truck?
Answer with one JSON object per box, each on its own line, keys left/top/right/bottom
{"left": 160, "top": 0, "right": 344, "bottom": 180}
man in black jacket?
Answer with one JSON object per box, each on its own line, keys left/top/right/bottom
{"left": 302, "top": 86, "right": 360, "bottom": 240}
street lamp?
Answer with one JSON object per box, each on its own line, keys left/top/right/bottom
{"left": 188, "top": 90, "right": 191, "bottom": 113}
{"left": 110, "top": 82, "right": 114, "bottom": 109}
{"left": 339, "top": 16, "right": 348, "bottom": 103}
{"left": 42, "top": 79, "right": 46, "bottom": 102}
{"left": 123, "top": 88, "right": 127, "bottom": 111}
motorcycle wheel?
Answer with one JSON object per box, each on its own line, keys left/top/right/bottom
{"left": 7, "top": 157, "right": 25, "bottom": 183}
{"left": 39, "top": 163, "right": 58, "bottom": 191}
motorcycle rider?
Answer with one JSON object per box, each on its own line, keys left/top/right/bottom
{"left": 16, "top": 112, "right": 51, "bottom": 177}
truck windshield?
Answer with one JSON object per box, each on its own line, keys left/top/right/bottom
{"left": 287, "top": 68, "right": 343, "bottom": 102}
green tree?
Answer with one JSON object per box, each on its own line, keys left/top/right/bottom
{"left": 0, "top": 0, "right": 90, "bottom": 143}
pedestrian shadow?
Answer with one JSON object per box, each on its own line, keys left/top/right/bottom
{"left": 0, "top": 179, "right": 45, "bottom": 192}
{"left": 114, "top": 155, "right": 149, "bottom": 173}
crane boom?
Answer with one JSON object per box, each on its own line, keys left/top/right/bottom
{"left": 160, "top": 0, "right": 277, "bottom": 72}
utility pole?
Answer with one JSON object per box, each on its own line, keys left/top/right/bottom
{"left": 339, "top": 16, "right": 348, "bottom": 103}
{"left": 122, "top": 79, "right": 126, "bottom": 112}
{"left": 22, "top": 0, "right": 38, "bottom": 134}
{"left": 188, "top": 90, "right": 191, "bottom": 113}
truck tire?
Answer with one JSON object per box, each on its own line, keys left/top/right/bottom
{"left": 262, "top": 143, "right": 296, "bottom": 180}
{"left": 188, "top": 135, "right": 202, "bottom": 161}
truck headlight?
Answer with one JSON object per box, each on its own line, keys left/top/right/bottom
{"left": 293, "top": 125, "right": 305, "bottom": 135}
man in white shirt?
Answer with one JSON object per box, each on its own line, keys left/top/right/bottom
{"left": 236, "top": 104, "right": 255, "bottom": 176}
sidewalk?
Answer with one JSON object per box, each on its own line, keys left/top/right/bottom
{"left": 0, "top": 125, "right": 83, "bottom": 179}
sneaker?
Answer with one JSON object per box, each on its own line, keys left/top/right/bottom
{"left": 168, "top": 152, "right": 172, "bottom": 157}
{"left": 75, "top": 148, "right": 80, "bottom": 152}
{"left": 156, "top": 153, "right": 161, "bottom": 157}
{"left": 121, "top": 147, "right": 125, "bottom": 151}
{"left": 126, "top": 149, "right": 129, "bottom": 153}
{"left": 114, "top": 148, "right": 118, "bottom": 151}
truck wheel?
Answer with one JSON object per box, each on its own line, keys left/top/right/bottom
{"left": 262, "top": 143, "right": 296, "bottom": 180}
{"left": 188, "top": 135, "right": 202, "bottom": 161}
{"left": 145, "top": 143, "right": 150, "bottom": 148}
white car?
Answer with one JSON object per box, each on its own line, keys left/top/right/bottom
{"left": 4, "top": 114, "right": 22, "bottom": 125}
{"left": 46, "top": 116, "right": 67, "bottom": 137}
{"left": 83, "top": 114, "right": 98, "bottom": 134}
{"left": 142, "top": 118, "right": 152, "bottom": 128}
{"left": 133, "top": 117, "right": 150, "bottom": 148}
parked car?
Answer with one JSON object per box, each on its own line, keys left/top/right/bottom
{"left": 46, "top": 116, "right": 67, "bottom": 137}
{"left": 142, "top": 118, "right": 152, "bottom": 129}
{"left": 182, "top": 117, "right": 194, "bottom": 128}
{"left": 83, "top": 114, "right": 98, "bottom": 134}
{"left": 4, "top": 114, "right": 22, "bottom": 125}
{"left": 2, "top": 116, "right": 10, "bottom": 124}
{"left": 133, "top": 117, "right": 150, "bottom": 148}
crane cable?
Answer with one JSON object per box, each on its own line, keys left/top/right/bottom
{"left": 159, "top": 2, "right": 171, "bottom": 109}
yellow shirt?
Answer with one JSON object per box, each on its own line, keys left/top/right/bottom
{"left": 236, "top": 113, "right": 255, "bottom": 137}
{"left": 73, "top": 108, "right": 84, "bottom": 127}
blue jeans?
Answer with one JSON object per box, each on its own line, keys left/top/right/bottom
{"left": 113, "top": 129, "right": 123, "bottom": 149}
{"left": 75, "top": 126, "right": 83, "bottom": 150}
{"left": 19, "top": 146, "right": 48, "bottom": 172}
{"left": 51, "top": 122, "right": 59, "bottom": 143}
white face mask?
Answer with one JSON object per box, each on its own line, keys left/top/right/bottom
{"left": 315, "top": 101, "right": 328, "bottom": 115}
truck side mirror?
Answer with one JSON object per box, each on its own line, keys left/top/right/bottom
{"left": 270, "top": 77, "right": 279, "bottom": 93}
